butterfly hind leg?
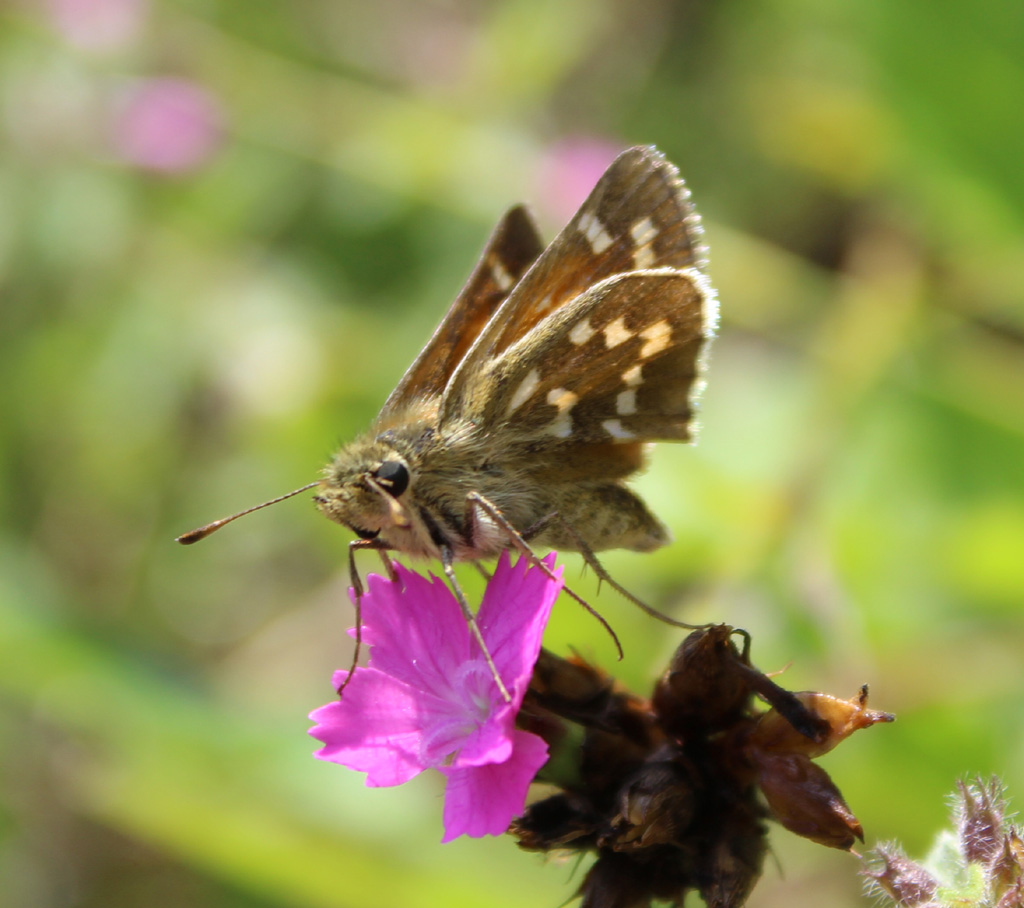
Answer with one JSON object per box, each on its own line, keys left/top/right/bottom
{"left": 467, "top": 490, "right": 706, "bottom": 637}
{"left": 464, "top": 492, "right": 624, "bottom": 659}
{"left": 525, "top": 509, "right": 708, "bottom": 632}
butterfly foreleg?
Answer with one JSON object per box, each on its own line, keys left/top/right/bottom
{"left": 337, "top": 537, "right": 396, "bottom": 697}
{"left": 463, "top": 491, "right": 624, "bottom": 659}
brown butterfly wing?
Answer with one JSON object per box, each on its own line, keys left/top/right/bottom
{"left": 464, "top": 269, "right": 713, "bottom": 451}
{"left": 379, "top": 205, "right": 544, "bottom": 416}
{"left": 439, "top": 146, "right": 707, "bottom": 425}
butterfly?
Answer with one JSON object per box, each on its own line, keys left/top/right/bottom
{"left": 178, "top": 145, "right": 718, "bottom": 698}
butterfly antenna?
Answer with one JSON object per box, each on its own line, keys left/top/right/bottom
{"left": 175, "top": 481, "right": 320, "bottom": 544}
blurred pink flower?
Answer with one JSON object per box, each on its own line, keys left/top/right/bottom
{"left": 535, "top": 136, "right": 623, "bottom": 223}
{"left": 112, "top": 78, "right": 223, "bottom": 174}
{"left": 309, "top": 553, "right": 560, "bottom": 842}
{"left": 46, "top": 0, "right": 147, "bottom": 52}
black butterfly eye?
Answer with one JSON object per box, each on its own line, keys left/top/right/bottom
{"left": 374, "top": 460, "right": 409, "bottom": 498}
{"left": 353, "top": 526, "right": 380, "bottom": 540}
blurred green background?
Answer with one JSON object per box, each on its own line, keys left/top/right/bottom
{"left": 2, "top": 0, "right": 1022, "bottom": 906}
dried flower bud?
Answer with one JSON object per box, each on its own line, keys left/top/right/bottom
{"left": 996, "top": 880, "right": 1024, "bottom": 908}
{"left": 520, "top": 649, "right": 660, "bottom": 796}
{"left": 861, "top": 777, "right": 1024, "bottom": 908}
{"left": 529, "top": 648, "right": 616, "bottom": 711}
{"left": 606, "top": 753, "right": 697, "bottom": 849}
{"left": 526, "top": 649, "right": 659, "bottom": 749}
{"left": 747, "top": 685, "right": 894, "bottom": 760}
{"left": 861, "top": 842, "right": 939, "bottom": 906}
{"left": 990, "top": 826, "right": 1024, "bottom": 896}
{"left": 575, "top": 850, "right": 682, "bottom": 908}
{"left": 699, "top": 807, "right": 769, "bottom": 908}
{"left": 957, "top": 778, "right": 1009, "bottom": 864}
{"left": 652, "top": 624, "right": 752, "bottom": 735}
{"left": 753, "top": 752, "right": 863, "bottom": 849}
{"left": 510, "top": 791, "right": 599, "bottom": 851}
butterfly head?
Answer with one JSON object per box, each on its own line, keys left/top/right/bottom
{"left": 315, "top": 439, "right": 414, "bottom": 544}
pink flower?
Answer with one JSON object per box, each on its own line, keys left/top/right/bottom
{"left": 309, "top": 553, "right": 560, "bottom": 842}
{"left": 46, "top": 0, "right": 147, "bottom": 52}
{"left": 534, "top": 136, "right": 623, "bottom": 224}
{"left": 111, "top": 78, "right": 223, "bottom": 174}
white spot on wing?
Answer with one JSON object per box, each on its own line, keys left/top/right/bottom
{"left": 568, "top": 319, "right": 595, "bottom": 346}
{"left": 491, "top": 259, "right": 513, "bottom": 291}
{"left": 631, "top": 217, "right": 658, "bottom": 268}
{"left": 633, "top": 246, "right": 656, "bottom": 269}
{"left": 602, "top": 419, "right": 634, "bottom": 440}
{"left": 535, "top": 293, "right": 555, "bottom": 315}
{"left": 639, "top": 320, "right": 671, "bottom": 359}
{"left": 616, "top": 389, "right": 637, "bottom": 415}
{"left": 507, "top": 368, "right": 541, "bottom": 414}
{"left": 546, "top": 387, "right": 578, "bottom": 437}
{"left": 622, "top": 364, "right": 642, "bottom": 387}
{"left": 603, "top": 316, "right": 632, "bottom": 348}
{"left": 546, "top": 387, "right": 578, "bottom": 412}
{"left": 578, "top": 210, "right": 613, "bottom": 254}
{"left": 631, "top": 217, "right": 658, "bottom": 247}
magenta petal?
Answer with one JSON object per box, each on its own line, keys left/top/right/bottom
{"left": 453, "top": 700, "right": 515, "bottom": 767}
{"left": 475, "top": 552, "right": 562, "bottom": 704}
{"left": 438, "top": 729, "right": 550, "bottom": 842}
{"left": 356, "top": 565, "right": 471, "bottom": 697}
{"left": 309, "top": 669, "right": 431, "bottom": 787}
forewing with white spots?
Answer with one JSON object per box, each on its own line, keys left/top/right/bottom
{"left": 466, "top": 268, "right": 713, "bottom": 448}
{"left": 440, "top": 147, "right": 710, "bottom": 425}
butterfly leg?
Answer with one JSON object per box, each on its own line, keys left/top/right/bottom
{"left": 336, "top": 537, "right": 394, "bottom": 697}
{"left": 523, "top": 510, "right": 707, "bottom": 632}
{"left": 439, "top": 544, "right": 512, "bottom": 703}
{"left": 464, "top": 492, "right": 624, "bottom": 659}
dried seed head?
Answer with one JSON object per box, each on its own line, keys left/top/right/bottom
{"left": 513, "top": 626, "right": 893, "bottom": 906}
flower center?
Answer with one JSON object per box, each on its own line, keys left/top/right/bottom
{"left": 417, "top": 660, "right": 505, "bottom": 767}
{"left": 455, "top": 660, "right": 497, "bottom": 716}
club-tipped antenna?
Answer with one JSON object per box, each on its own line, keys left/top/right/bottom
{"left": 176, "top": 481, "right": 320, "bottom": 545}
